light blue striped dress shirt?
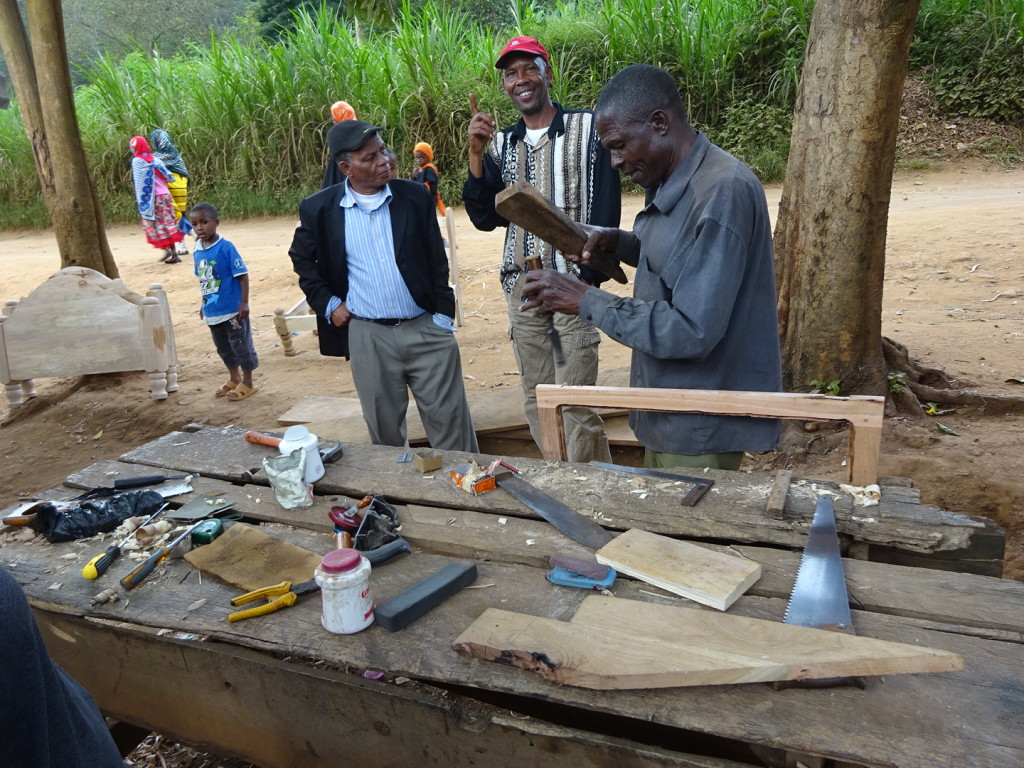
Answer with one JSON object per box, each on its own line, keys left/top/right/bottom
{"left": 325, "top": 182, "right": 424, "bottom": 321}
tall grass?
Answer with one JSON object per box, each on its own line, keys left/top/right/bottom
{"left": 0, "top": 0, "right": 1018, "bottom": 230}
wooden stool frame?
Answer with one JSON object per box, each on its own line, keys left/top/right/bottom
{"left": 535, "top": 385, "right": 884, "bottom": 486}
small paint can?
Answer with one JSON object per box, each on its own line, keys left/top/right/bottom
{"left": 315, "top": 548, "right": 373, "bottom": 634}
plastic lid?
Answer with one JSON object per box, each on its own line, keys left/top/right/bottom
{"left": 283, "top": 424, "right": 311, "bottom": 442}
{"left": 321, "top": 548, "right": 361, "bottom": 573}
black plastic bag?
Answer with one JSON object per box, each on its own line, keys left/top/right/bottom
{"left": 28, "top": 489, "right": 165, "bottom": 543}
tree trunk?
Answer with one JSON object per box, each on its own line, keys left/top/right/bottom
{"left": 0, "top": 0, "right": 117, "bottom": 277}
{"left": 774, "top": 0, "right": 920, "bottom": 395}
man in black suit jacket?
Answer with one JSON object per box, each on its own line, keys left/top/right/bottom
{"left": 289, "top": 121, "right": 477, "bottom": 452}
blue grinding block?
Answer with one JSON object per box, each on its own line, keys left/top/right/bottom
{"left": 546, "top": 566, "right": 617, "bottom": 590}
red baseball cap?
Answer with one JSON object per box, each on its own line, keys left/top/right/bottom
{"left": 495, "top": 36, "right": 550, "bottom": 69}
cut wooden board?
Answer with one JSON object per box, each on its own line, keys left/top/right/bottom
{"left": 595, "top": 529, "right": 761, "bottom": 610}
{"left": 494, "top": 181, "right": 628, "bottom": 284}
{"left": 184, "top": 523, "right": 324, "bottom": 591}
{"left": 452, "top": 595, "right": 965, "bottom": 690}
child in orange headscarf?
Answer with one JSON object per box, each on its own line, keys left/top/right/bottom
{"left": 410, "top": 142, "right": 446, "bottom": 215}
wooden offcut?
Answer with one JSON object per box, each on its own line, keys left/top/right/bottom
{"left": 494, "top": 181, "right": 628, "bottom": 284}
{"left": 595, "top": 529, "right": 761, "bottom": 610}
{"left": 452, "top": 595, "right": 965, "bottom": 690}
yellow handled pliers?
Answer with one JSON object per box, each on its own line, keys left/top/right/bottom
{"left": 228, "top": 579, "right": 320, "bottom": 622}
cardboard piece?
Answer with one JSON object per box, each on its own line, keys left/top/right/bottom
{"left": 184, "top": 523, "right": 323, "bottom": 592}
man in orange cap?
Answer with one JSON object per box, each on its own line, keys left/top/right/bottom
{"left": 464, "top": 36, "right": 621, "bottom": 463}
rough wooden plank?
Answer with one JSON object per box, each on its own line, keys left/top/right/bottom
{"left": 765, "top": 469, "right": 794, "bottom": 519}
{"left": 116, "top": 426, "right": 993, "bottom": 557}
{"left": 535, "top": 385, "right": 884, "bottom": 486}
{"left": 120, "top": 428, "right": 267, "bottom": 483}
{"left": 5, "top": 535, "right": 1023, "bottom": 768}
{"left": 38, "top": 466, "right": 1024, "bottom": 640}
{"left": 595, "top": 529, "right": 762, "bottom": 610}
{"left": 36, "top": 612, "right": 743, "bottom": 768}
{"left": 452, "top": 597, "right": 963, "bottom": 689}
{"left": 402, "top": 502, "right": 594, "bottom": 566}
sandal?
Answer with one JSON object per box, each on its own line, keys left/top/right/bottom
{"left": 225, "top": 383, "right": 257, "bottom": 402}
{"left": 165, "top": 256, "right": 182, "bottom": 264}
{"left": 214, "top": 382, "right": 239, "bottom": 397}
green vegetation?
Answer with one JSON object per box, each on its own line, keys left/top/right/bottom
{"left": 913, "top": 0, "right": 1024, "bottom": 122}
{"left": 810, "top": 379, "right": 842, "bottom": 397}
{"left": 0, "top": 0, "right": 1020, "bottom": 229}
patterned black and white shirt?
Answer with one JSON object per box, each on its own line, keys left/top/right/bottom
{"left": 463, "top": 103, "right": 621, "bottom": 298}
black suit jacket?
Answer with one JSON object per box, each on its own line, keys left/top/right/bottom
{"left": 288, "top": 179, "right": 455, "bottom": 359}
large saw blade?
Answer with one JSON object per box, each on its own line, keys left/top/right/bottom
{"left": 784, "top": 495, "right": 853, "bottom": 629}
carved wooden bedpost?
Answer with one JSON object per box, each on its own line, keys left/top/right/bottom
{"left": 148, "top": 283, "right": 179, "bottom": 391}
{"left": 140, "top": 296, "right": 169, "bottom": 399}
{"left": 274, "top": 307, "right": 297, "bottom": 356}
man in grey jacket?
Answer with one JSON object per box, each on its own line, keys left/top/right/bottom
{"left": 522, "top": 64, "right": 782, "bottom": 470}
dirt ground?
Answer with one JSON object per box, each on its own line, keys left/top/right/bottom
{"left": 1, "top": 161, "right": 1022, "bottom": 590}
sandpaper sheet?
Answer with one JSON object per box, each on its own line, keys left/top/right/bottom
{"left": 184, "top": 523, "right": 323, "bottom": 591}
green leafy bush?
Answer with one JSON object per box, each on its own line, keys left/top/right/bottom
{"left": 713, "top": 98, "right": 792, "bottom": 181}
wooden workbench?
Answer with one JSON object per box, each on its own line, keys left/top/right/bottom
{"left": 2, "top": 425, "right": 1022, "bottom": 768}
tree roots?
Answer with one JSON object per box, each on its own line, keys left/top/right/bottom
{"left": 883, "top": 336, "right": 1024, "bottom": 416}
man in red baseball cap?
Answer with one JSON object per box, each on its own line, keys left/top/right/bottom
{"left": 494, "top": 35, "right": 550, "bottom": 68}
{"left": 463, "top": 36, "right": 621, "bottom": 464}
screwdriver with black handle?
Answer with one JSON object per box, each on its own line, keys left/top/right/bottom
{"left": 81, "top": 503, "right": 169, "bottom": 580}
{"left": 119, "top": 521, "right": 203, "bottom": 591}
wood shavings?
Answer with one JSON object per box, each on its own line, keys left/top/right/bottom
{"left": 465, "top": 583, "right": 496, "bottom": 589}
{"left": 839, "top": 483, "right": 881, "bottom": 507}
{"left": 47, "top": 582, "right": 62, "bottom": 590}
{"left": 60, "top": 552, "right": 79, "bottom": 560}
{"left": 185, "top": 598, "right": 208, "bottom": 612}
{"left": 497, "top": 517, "right": 507, "bottom": 525}
{"left": 525, "top": 539, "right": 536, "bottom": 546}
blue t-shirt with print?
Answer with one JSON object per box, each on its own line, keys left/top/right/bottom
{"left": 193, "top": 236, "right": 247, "bottom": 317}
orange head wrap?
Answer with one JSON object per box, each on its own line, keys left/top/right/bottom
{"left": 330, "top": 101, "right": 357, "bottom": 123}
{"left": 413, "top": 142, "right": 433, "bottom": 163}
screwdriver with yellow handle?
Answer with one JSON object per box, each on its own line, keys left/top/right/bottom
{"left": 119, "top": 520, "right": 203, "bottom": 591}
{"left": 81, "top": 503, "right": 169, "bottom": 580}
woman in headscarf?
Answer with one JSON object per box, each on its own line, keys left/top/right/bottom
{"left": 130, "top": 135, "right": 184, "bottom": 263}
{"left": 149, "top": 128, "right": 190, "bottom": 254}
{"left": 322, "top": 100, "right": 358, "bottom": 188}
{"left": 410, "top": 141, "right": 446, "bottom": 215}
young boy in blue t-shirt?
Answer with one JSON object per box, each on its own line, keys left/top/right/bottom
{"left": 189, "top": 202, "right": 259, "bottom": 401}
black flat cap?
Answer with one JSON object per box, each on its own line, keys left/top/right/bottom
{"left": 327, "top": 120, "right": 383, "bottom": 156}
